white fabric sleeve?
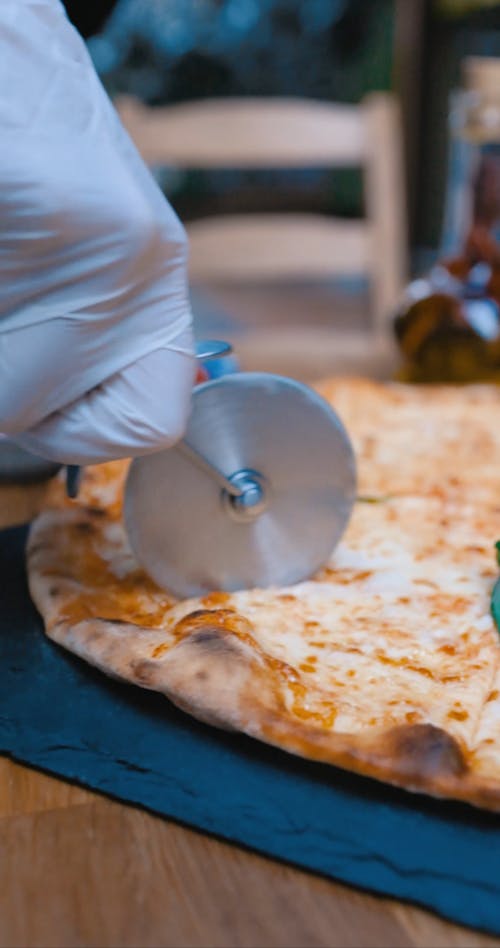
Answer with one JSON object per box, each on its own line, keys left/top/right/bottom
{"left": 0, "top": 0, "right": 194, "bottom": 459}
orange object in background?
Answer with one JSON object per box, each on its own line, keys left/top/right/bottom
{"left": 195, "top": 365, "right": 209, "bottom": 384}
{"left": 395, "top": 58, "right": 500, "bottom": 383}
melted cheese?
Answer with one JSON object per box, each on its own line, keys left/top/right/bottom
{"left": 33, "top": 381, "right": 500, "bottom": 778}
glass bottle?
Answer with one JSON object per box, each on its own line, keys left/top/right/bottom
{"left": 394, "top": 57, "right": 500, "bottom": 383}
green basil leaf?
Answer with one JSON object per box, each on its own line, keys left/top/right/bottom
{"left": 491, "top": 577, "right": 500, "bottom": 634}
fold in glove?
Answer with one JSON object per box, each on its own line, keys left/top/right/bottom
{"left": 0, "top": 0, "right": 194, "bottom": 463}
{"left": 14, "top": 328, "right": 195, "bottom": 465}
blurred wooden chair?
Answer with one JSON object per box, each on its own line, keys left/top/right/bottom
{"left": 116, "top": 94, "right": 407, "bottom": 378}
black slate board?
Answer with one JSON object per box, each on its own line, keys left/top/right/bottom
{"left": 2, "top": 526, "right": 500, "bottom": 936}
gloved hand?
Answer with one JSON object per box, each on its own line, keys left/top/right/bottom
{"left": 0, "top": 0, "right": 195, "bottom": 466}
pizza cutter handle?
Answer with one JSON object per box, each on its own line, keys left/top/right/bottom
{"left": 181, "top": 339, "right": 246, "bottom": 496}
{"left": 66, "top": 464, "right": 82, "bottom": 498}
{"left": 176, "top": 440, "right": 243, "bottom": 498}
{"left": 65, "top": 439, "right": 242, "bottom": 502}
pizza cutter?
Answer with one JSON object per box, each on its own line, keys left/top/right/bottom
{"left": 123, "top": 341, "right": 357, "bottom": 597}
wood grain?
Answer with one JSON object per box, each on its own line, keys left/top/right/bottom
{"left": 0, "top": 758, "right": 92, "bottom": 818}
{"left": 0, "top": 759, "right": 498, "bottom": 948}
{"left": 0, "top": 483, "right": 53, "bottom": 531}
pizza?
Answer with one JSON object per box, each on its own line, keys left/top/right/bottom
{"left": 26, "top": 379, "right": 500, "bottom": 810}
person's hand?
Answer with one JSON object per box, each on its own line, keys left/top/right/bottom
{"left": 0, "top": 0, "right": 195, "bottom": 465}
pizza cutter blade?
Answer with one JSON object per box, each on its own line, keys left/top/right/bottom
{"left": 124, "top": 372, "right": 356, "bottom": 598}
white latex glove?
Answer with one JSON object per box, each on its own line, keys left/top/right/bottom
{"left": 0, "top": 0, "right": 195, "bottom": 465}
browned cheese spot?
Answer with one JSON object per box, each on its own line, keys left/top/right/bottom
{"left": 131, "top": 659, "right": 158, "bottom": 686}
{"left": 447, "top": 708, "right": 469, "bottom": 722}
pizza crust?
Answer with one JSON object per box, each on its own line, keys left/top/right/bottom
{"left": 26, "top": 524, "right": 500, "bottom": 808}
{"left": 26, "top": 382, "right": 500, "bottom": 811}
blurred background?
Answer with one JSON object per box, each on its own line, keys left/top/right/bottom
{"left": 61, "top": 0, "right": 500, "bottom": 382}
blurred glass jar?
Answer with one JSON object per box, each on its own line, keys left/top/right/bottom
{"left": 394, "top": 57, "right": 500, "bottom": 383}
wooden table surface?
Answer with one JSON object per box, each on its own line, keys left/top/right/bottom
{"left": 0, "top": 755, "right": 498, "bottom": 948}
{"left": 2, "top": 287, "right": 499, "bottom": 947}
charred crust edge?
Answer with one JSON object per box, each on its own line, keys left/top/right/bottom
{"left": 178, "top": 628, "right": 241, "bottom": 654}
{"left": 383, "top": 722, "right": 467, "bottom": 779}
